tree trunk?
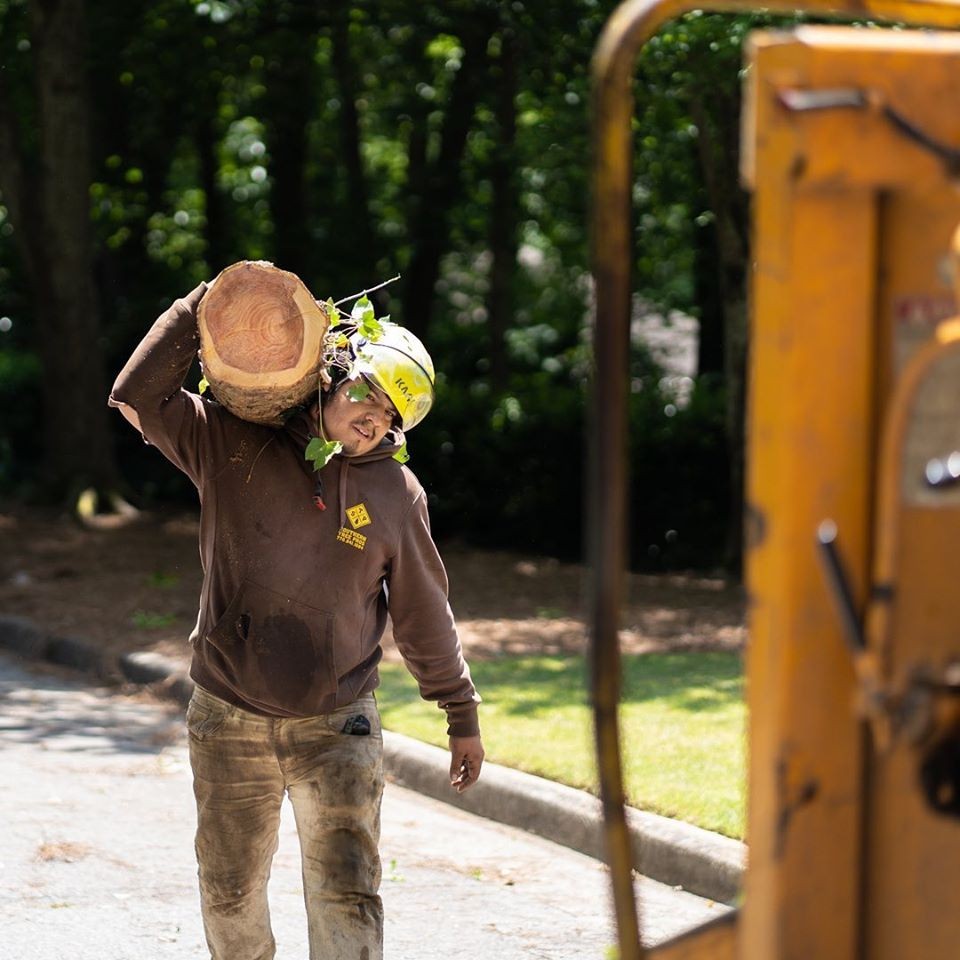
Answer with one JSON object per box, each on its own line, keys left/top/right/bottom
{"left": 401, "top": 14, "right": 495, "bottom": 339}
{"left": 27, "top": 0, "right": 118, "bottom": 499}
{"left": 260, "top": 2, "right": 319, "bottom": 280}
{"left": 198, "top": 261, "right": 330, "bottom": 426}
{"left": 486, "top": 29, "right": 520, "bottom": 392}
{"left": 329, "top": 2, "right": 379, "bottom": 294}
{"left": 694, "top": 217, "right": 725, "bottom": 379}
{"left": 689, "top": 82, "right": 750, "bottom": 574}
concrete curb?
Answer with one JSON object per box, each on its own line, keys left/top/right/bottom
{"left": 383, "top": 730, "right": 744, "bottom": 904}
{"left": 0, "top": 613, "right": 745, "bottom": 905}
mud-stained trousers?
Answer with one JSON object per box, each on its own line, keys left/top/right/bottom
{"left": 186, "top": 685, "right": 384, "bottom": 960}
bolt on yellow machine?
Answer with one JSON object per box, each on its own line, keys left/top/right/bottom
{"left": 589, "top": 2, "right": 960, "bottom": 958}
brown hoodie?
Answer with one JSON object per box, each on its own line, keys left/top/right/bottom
{"left": 109, "top": 283, "right": 480, "bottom": 737}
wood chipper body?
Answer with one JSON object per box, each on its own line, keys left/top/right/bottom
{"left": 589, "top": 4, "right": 960, "bottom": 958}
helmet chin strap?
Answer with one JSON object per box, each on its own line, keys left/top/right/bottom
{"left": 315, "top": 387, "right": 331, "bottom": 443}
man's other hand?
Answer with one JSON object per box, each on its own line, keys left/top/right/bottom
{"left": 449, "top": 735, "right": 484, "bottom": 793}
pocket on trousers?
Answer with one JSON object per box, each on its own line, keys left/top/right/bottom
{"left": 185, "top": 692, "right": 232, "bottom": 741}
{"left": 326, "top": 695, "right": 382, "bottom": 740}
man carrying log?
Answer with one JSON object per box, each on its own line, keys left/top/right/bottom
{"left": 108, "top": 273, "right": 483, "bottom": 960}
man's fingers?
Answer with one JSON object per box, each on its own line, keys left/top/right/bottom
{"left": 451, "top": 756, "right": 480, "bottom": 792}
{"left": 450, "top": 752, "right": 476, "bottom": 787}
{"left": 448, "top": 735, "right": 484, "bottom": 793}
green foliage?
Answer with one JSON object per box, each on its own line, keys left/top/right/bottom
{"left": 304, "top": 437, "right": 343, "bottom": 472}
{"left": 412, "top": 332, "right": 729, "bottom": 567}
{"left": 131, "top": 609, "right": 178, "bottom": 630}
{"left": 0, "top": 0, "right": 778, "bottom": 564}
{"left": 628, "top": 376, "right": 731, "bottom": 569}
{"left": 0, "top": 345, "right": 42, "bottom": 492}
{"left": 350, "top": 296, "right": 383, "bottom": 341}
{"left": 413, "top": 371, "right": 587, "bottom": 558}
{"left": 377, "top": 650, "right": 746, "bottom": 838}
{"left": 346, "top": 383, "right": 371, "bottom": 402}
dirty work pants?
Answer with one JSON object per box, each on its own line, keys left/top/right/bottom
{"left": 186, "top": 685, "right": 384, "bottom": 960}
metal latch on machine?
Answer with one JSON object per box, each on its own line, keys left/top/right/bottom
{"left": 817, "top": 520, "right": 960, "bottom": 817}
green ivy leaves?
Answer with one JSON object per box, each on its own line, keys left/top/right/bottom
{"left": 304, "top": 437, "right": 343, "bottom": 471}
{"left": 346, "top": 382, "right": 371, "bottom": 402}
{"left": 306, "top": 434, "right": 408, "bottom": 468}
{"left": 351, "top": 295, "right": 384, "bottom": 341}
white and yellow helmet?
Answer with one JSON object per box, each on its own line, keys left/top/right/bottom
{"left": 322, "top": 319, "right": 436, "bottom": 431}
{"left": 352, "top": 322, "right": 435, "bottom": 431}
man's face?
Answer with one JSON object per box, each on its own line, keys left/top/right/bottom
{"left": 320, "top": 378, "right": 398, "bottom": 456}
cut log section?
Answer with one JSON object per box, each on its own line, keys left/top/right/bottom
{"left": 197, "top": 260, "right": 331, "bottom": 426}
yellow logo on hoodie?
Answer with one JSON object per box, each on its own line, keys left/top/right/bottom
{"left": 337, "top": 527, "right": 367, "bottom": 550}
{"left": 346, "top": 503, "right": 371, "bottom": 529}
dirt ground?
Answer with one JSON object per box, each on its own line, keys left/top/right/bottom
{"left": 0, "top": 502, "right": 745, "bottom": 670}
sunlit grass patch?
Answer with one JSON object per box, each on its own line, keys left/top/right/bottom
{"left": 376, "top": 650, "right": 745, "bottom": 838}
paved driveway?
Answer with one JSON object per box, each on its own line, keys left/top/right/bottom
{"left": 0, "top": 651, "right": 726, "bottom": 959}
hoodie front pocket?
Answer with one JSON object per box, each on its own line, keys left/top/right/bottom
{"left": 205, "top": 579, "right": 337, "bottom": 713}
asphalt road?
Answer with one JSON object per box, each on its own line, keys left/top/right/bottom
{"left": 0, "top": 651, "right": 728, "bottom": 959}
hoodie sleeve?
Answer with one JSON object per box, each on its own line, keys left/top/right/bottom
{"left": 108, "top": 283, "right": 218, "bottom": 487}
{"left": 387, "top": 488, "right": 481, "bottom": 738}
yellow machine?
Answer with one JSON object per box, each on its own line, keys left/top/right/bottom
{"left": 589, "top": 2, "right": 960, "bottom": 958}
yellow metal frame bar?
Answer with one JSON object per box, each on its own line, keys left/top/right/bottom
{"left": 589, "top": 3, "right": 960, "bottom": 959}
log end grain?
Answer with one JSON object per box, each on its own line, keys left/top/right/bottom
{"left": 198, "top": 261, "right": 330, "bottom": 426}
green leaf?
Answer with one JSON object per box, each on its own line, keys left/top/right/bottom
{"left": 360, "top": 315, "right": 383, "bottom": 341}
{"left": 346, "top": 383, "right": 371, "bottom": 402}
{"left": 393, "top": 442, "right": 410, "bottom": 464}
{"left": 198, "top": 377, "right": 210, "bottom": 395}
{"left": 304, "top": 438, "right": 343, "bottom": 471}
{"left": 351, "top": 295, "right": 382, "bottom": 341}
{"left": 351, "top": 295, "right": 373, "bottom": 322}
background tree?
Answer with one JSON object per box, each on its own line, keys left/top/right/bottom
{"left": 0, "top": 0, "right": 785, "bottom": 573}
{"left": 0, "top": 0, "right": 118, "bottom": 501}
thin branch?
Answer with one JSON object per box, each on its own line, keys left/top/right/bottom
{"left": 334, "top": 274, "right": 402, "bottom": 308}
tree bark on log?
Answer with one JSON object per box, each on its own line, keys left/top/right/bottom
{"left": 198, "top": 261, "right": 331, "bottom": 427}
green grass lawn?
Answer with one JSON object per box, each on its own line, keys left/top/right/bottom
{"left": 376, "top": 650, "right": 746, "bottom": 839}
